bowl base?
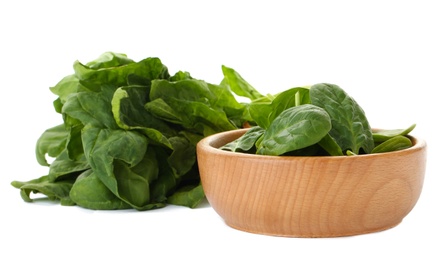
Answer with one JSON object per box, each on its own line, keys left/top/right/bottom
{"left": 224, "top": 220, "right": 403, "bottom": 238}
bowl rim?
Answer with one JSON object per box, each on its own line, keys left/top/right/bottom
{"left": 198, "top": 128, "right": 427, "bottom": 161}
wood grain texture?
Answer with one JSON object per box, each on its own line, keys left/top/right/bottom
{"left": 197, "top": 129, "right": 427, "bottom": 237}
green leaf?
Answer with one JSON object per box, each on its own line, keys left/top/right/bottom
{"left": 111, "top": 86, "right": 175, "bottom": 148}
{"left": 47, "top": 150, "right": 89, "bottom": 182}
{"left": 11, "top": 175, "right": 74, "bottom": 205}
{"left": 70, "top": 170, "right": 131, "bottom": 210}
{"left": 310, "top": 83, "right": 374, "bottom": 154}
{"left": 62, "top": 90, "right": 118, "bottom": 129}
{"left": 66, "top": 124, "right": 84, "bottom": 161}
{"left": 167, "top": 183, "right": 205, "bottom": 208}
{"left": 372, "top": 124, "right": 416, "bottom": 143}
{"left": 248, "top": 87, "right": 310, "bottom": 129}
{"left": 169, "top": 71, "right": 193, "bottom": 81}
{"left": 150, "top": 79, "right": 237, "bottom": 135}
{"left": 74, "top": 54, "right": 169, "bottom": 92}
{"left": 317, "top": 133, "right": 344, "bottom": 156}
{"left": 207, "top": 83, "right": 249, "bottom": 127}
{"left": 257, "top": 104, "right": 332, "bottom": 155}
{"left": 35, "top": 124, "right": 69, "bottom": 166}
{"left": 49, "top": 75, "right": 85, "bottom": 104}
{"left": 85, "top": 52, "right": 134, "bottom": 69}
{"left": 144, "top": 98, "right": 182, "bottom": 125}
{"left": 167, "top": 136, "right": 196, "bottom": 178}
{"left": 371, "top": 135, "right": 413, "bottom": 153}
{"left": 220, "top": 126, "right": 265, "bottom": 153}
{"left": 81, "top": 127, "right": 150, "bottom": 208}
{"left": 150, "top": 148, "right": 178, "bottom": 203}
{"left": 221, "top": 65, "right": 264, "bottom": 100}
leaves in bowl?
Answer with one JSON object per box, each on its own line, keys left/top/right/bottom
{"left": 222, "top": 83, "right": 416, "bottom": 156}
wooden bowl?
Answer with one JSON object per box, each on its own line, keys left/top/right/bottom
{"left": 197, "top": 128, "right": 427, "bottom": 237}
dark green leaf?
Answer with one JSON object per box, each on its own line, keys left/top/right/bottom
{"left": 257, "top": 104, "right": 332, "bottom": 155}
{"left": 248, "top": 87, "right": 310, "bottom": 129}
{"left": 150, "top": 79, "right": 237, "bottom": 135}
{"left": 144, "top": 98, "right": 182, "bottom": 125}
{"left": 167, "top": 183, "right": 205, "bottom": 208}
{"left": 371, "top": 135, "right": 413, "bottom": 153}
{"left": 220, "top": 126, "right": 265, "bottom": 152}
{"left": 74, "top": 54, "right": 169, "bottom": 92}
{"left": 62, "top": 90, "right": 118, "bottom": 129}
{"left": 47, "top": 150, "right": 89, "bottom": 182}
{"left": 11, "top": 175, "right": 74, "bottom": 205}
{"left": 81, "top": 127, "right": 150, "bottom": 208}
{"left": 111, "top": 86, "right": 175, "bottom": 148}
{"left": 168, "top": 136, "right": 196, "bottom": 178}
{"left": 317, "top": 133, "right": 344, "bottom": 156}
{"left": 310, "top": 83, "right": 374, "bottom": 154}
{"left": 69, "top": 169, "right": 131, "bottom": 210}
{"left": 207, "top": 83, "right": 249, "bottom": 127}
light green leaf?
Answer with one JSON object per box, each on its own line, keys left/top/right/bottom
{"left": 372, "top": 124, "right": 416, "bottom": 143}
{"left": 35, "top": 124, "right": 69, "bottom": 166}
{"left": 221, "top": 65, "right": 264, "bottom": 100}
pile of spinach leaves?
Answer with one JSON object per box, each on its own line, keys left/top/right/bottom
{"left": 221, "top": 83, "right": 416, "bottom": 156}
{"left": 11, "top": 52, "right": 261, "bottom": 210}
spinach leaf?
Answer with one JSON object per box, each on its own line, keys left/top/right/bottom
{"left": 74, "top": 54, "right": 169, "bottom": 92}
{"left": 49, "top": 75, "right": 85, "bottom": 106}
{"left": 167, "top": 136, "right": 197, "bottom": 178}
{"left": 62, "top": 90, "right": 118, "bottom": 129}
{"left": 85, "top": 52, "right": 134, "bottom": 69}
{"left": 144, "top": 98, "right": 182, "bottom": 125}
{"left": 167, "top": 183, "right": 205, "bottom": 208}
{"left": 81, "top": 126, "right": 149, "bottom": 208}
{"left": 221, "top": 65, "right": 264, "bottom": 100}
{"left": 249, "top": 87, "right": 310, "bottom": 129}
{"left": 371, "top": 135, "right": 413, "bottom": 153}
{"left": 47, "top": 150, "right": 89, "bottom": 182}
{"left": 35, "top": 124, "right": 69, "bottom": 166}
{"left": 317, "top": 133, "right": 344, "bottom": 156}
{"left": 69, "top": 169, "right": 132, "bottom": 210}
{"left": 309, "top": 83, "right": 374, "bottom": 154}
{"left": 372, "top": 124, "right": 416, "bottom": 143}
{"left": 150, "top": 79, "right": 237, "bottom": 135}
{"left": 257, "top": 104, "right": 332, "bottom": 155}
{"left": 207, "top": 82, "right": 251, "bottom": 127}
{"left": 111, "top": 86, "right": 175, "bottom": 148}
{"left": 11, "top": 175, "right": 75, "bottom": 206}
{"left": 220, "top": 126, "right": 265, "bottom": 153}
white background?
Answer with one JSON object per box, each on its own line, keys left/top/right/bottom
{"left": 1, "top": 0, "right": 443, "bottom": 259}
